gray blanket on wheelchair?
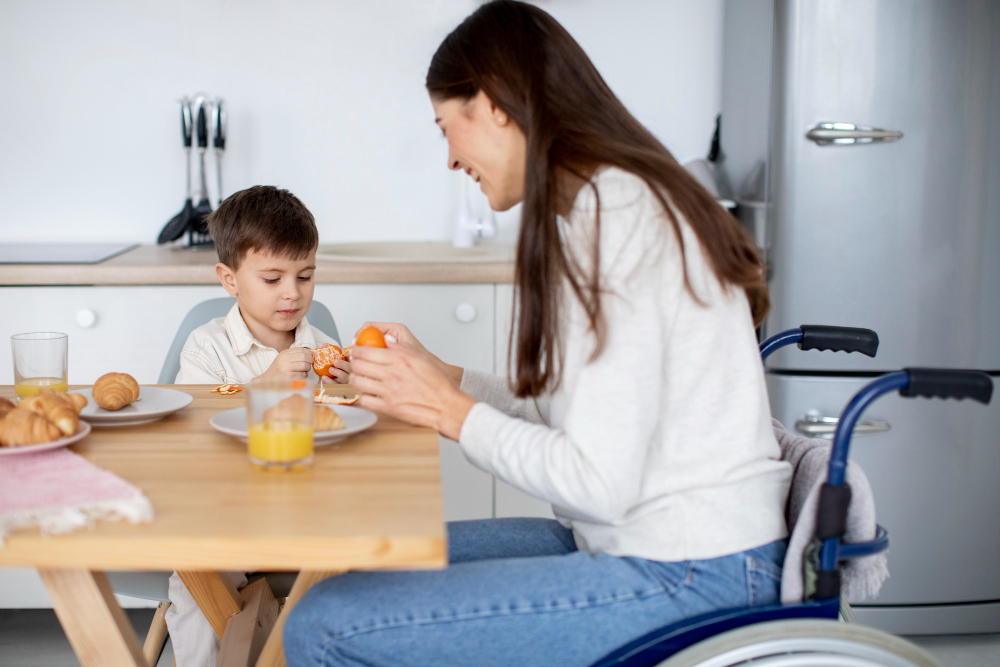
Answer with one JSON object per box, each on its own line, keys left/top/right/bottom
{"left": 773, "top": 418, "right": 890, "bottom": 603}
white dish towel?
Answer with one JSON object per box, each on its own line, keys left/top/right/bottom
{"left": 774, "top": 418, "right": 890, "bottom": 603}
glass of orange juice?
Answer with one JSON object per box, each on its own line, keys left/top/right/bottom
{"left": 12, "top": 332, "right": 69, "bottom": 401}
{"left": 246, "top": 378, "right": 314, "bottom": 471}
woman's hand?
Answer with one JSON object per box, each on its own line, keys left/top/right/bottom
{"left": 355, "top": 322, "right": 464, "bottom": 386}
{"left": 349, "top": 340, "right": 476, "bottom": 441}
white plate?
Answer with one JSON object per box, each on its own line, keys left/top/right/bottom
{"left": 71, "top": 386, "right": 194, "bottom": 426}
{"left": 0, "top": 420, "right": 92, "bottom": 457}
{"left": 209, "top": 406, "right": 378, "bottom": 446}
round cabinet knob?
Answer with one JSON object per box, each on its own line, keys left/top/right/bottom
{"left": 76, "top": 309, "right": 98, "bottom": 329}
{"left": 454, "top": 303, "right": 477, "bottom": 323}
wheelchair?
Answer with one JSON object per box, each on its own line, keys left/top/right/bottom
{"left": 591, "top": 325, "right": 994, "bottom": 667}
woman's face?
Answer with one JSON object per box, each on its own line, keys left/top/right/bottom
{"left": 431, "top": 90, "right": 526, "bottom": 211}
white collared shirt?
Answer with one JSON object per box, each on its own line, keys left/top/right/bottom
{"left": 174, "top": 303, "right": 339, "bottom": 384}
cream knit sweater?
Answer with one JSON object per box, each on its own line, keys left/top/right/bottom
{"left": 458, "top": 167, "right": 791, "bottom": 562}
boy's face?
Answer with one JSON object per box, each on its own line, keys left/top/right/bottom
{"left": 217, "top": 248, "right": 317, "bottom": 335}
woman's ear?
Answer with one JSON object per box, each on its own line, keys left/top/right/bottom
{"left": 216, "top": 263, "right": 239, "bottom": 296}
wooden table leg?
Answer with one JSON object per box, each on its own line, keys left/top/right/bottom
{"left": 256, "top": 570, "right": 343, "bottom": 667}
{"left": 38, "top": 568, "right": 145, "bottom": 667}
{"left": 176, "top": 570, "right": 244, "bottom": 639}
{"left": 217, "top": 578, "right": 280, "bottom": 667}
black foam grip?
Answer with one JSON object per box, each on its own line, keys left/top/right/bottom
{"left": 814, "top": 569, "right": 841, "bottom": 600}
{"left": 816, "top": 483, "right": 852, "bottom": 540}
{"left": 901, "top": 368, "right": 993, "bottom": 404}
{"left": 799, "top": 325, "right": 879, "bottom": 357}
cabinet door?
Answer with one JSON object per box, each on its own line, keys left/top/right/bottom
{"left": 312, "top": 284, "right": 494, "bottom": 373}
{"left": 492, "top": 283, "right": 554, "bottom": 519}
{"left": 313, "top": 284, "right": 496, "bottom": 521}
{"left": 0, "top": 286, "right": 227, "bottom": 385}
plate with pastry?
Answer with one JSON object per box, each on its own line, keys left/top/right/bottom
{"left": 209, "top": 404, "right": 377, "bottom": 446}
{"left": 72, "top": 372, "right": 193, "bottom": 426}
{"left": 0, "top": 391, "right": 93, "bottom": 456}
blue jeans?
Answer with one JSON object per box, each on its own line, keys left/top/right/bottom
{"left": 285, "top": 518, "right": 786, "bottom": 667}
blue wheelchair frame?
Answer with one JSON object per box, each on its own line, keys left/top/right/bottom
{"left": 592, "top": 325, "right": 993, "bottom": 667}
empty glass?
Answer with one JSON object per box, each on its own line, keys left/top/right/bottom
{"left": 246, "top": 378, "right": 314, "bottom": 471}
{"left": 12, "top": 332, "right": 68, "bottom": 400}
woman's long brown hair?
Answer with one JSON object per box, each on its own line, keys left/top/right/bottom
{"left": 427, "top": 0, "right": 768, "bottom": 398}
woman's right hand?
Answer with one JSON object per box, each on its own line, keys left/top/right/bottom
{"left": 355, "top": 322, "right": 464, "bottom": 386}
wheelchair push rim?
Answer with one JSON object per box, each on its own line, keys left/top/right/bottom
{"left": 656, "top": 619, "right": 940, "bottom": 667}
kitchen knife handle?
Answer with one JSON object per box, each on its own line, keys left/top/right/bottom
{"left": 213, "top": 99, "right": 226, "bottom": 150}
{"left": 900, "top": 368, "right": 993, "bottom": 404}
{"left": 194, "top": 98, "right": 208, "bottom": 149}
{"left": 798, "top": 325, "right": 879, "bottom": 358}
{"left": 181, "top": 98, "right": 193, "bottom": 148}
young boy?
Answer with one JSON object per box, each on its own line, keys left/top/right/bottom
{"left": 174, "top": 185, "right": 349, "bottom": 385}
{"left": 167, "top": 185, "right": 349, "bottom": 666}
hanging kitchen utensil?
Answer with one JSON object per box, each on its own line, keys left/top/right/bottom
{"left": 157, "top": 98, "right": 195, "bottom": 244}
{"left": 189, "top": 95, "right": 214, "bottom": 246}
{"left": 213, "top": 98, "right": 226, "bottom": 207}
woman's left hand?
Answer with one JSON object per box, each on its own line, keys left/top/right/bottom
{"left": 349, "top": 341, "right": 476, "bottom": 440}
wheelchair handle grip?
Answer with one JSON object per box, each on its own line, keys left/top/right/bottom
{"left": 799, "top": 325, "right": 879, "bottom": 357}
{"left": 901, "top": 368, "right": 993, "bottom": 404}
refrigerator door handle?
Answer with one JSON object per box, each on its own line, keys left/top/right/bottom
{"left": 794, "top": 414, "right": 891, "bottom": 438}
{"left": 806, "top": 122, "right": 903, "bottom": 145}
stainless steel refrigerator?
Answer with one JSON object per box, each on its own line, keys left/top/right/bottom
{"left": 720, "top": 0, "right": 1000, "bottom": 634}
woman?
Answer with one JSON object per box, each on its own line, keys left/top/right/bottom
{"left": 284, "top": 2, "right": 791, "bottom": 665}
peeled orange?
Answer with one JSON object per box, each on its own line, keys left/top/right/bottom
{"left": 312, "top": 344, "right": 345, "bottom": 377}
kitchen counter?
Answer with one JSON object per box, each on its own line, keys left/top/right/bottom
{"left": 0, "top": 243, "right": 515, "bottom": 286}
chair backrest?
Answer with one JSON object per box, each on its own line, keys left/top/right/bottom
{"left": 158, "top": 297, "right": 340, "bottom": 384}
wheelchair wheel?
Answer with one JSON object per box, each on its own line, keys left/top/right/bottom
{"left": 657, "top": 619, "right": 940, "bottom": 667}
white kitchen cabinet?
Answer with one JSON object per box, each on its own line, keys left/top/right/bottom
{"left": 312, "top": 283, "right": 497, "bottom": 522}
{"left": 312, "top": 284, "right": 494, "bottom": 374}
{"left": 0, "top": 285, "right": 227, "bottom": 385}
{"left": 491, "top": 283, "right": 554, "bottom": 520}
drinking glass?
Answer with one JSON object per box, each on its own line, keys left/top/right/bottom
{"left": 12, "top": 332, "right": 69, "bottom": 400}
{"left": 246, "top": 378, "right": 314, "bottom": 471}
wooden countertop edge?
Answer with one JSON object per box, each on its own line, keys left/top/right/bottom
{"left": 0, "top": 536, "right": 447, "bottom": 571}
{"left": 0, "top": 263, "right": 514, "bottom": 286}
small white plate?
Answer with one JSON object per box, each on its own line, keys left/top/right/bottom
{"left": 0, "top": 421, "right": 92, "bottom": 457}
{"left": 72, "top": 386, "right": 194, "bottom": 426}
{"left": 209, "top": 406, "right": 378, "bottom": 446}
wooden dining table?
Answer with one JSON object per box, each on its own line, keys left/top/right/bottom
{"left": 0, "top": 384, "right": 447, "bottom": 667}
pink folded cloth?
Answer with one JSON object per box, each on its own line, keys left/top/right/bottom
{"left": 0, "top": 448, "right": 153, "bottom": 545}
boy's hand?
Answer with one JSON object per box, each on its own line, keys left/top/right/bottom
{"left": 321, "top": 359, "right": 351, "bottom": 384}
{"left": 262, "top": 347, "right": 313, "bottom": 380}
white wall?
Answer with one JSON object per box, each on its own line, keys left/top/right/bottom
{"left": 0, "top": 0, "right": 723, "bottom": 245}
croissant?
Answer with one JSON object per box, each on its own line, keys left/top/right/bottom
{"left": 0, "top": 409, "right": 62, "bottom": 446}
{"left": 20, "top": 391, "right": 79, "bottom": 436}
{"left": 64, "top": 391, "right": 88, "bottom": 413}
{"left": 313, "top": 405, "right": 345, "bottom": 432}
{"left": 93, "top": 373, "right": 140, "bottom": 411}
{"left": 0, "top": 397, "right": 14, "bottom": 420}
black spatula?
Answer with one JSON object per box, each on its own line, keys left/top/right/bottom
{"left": 157, "top": 99, "right": 194, "bottom": 244}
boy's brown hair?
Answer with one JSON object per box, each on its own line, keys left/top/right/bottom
{"left": 206, "top": 185, "right": 318, "bottom": 269}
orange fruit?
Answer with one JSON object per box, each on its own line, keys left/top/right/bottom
{"left": 312, "top": 344, "right": 345, "bottom": 377}
{"left": 355, "top": 326, "right": 387, "bottom": 348}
